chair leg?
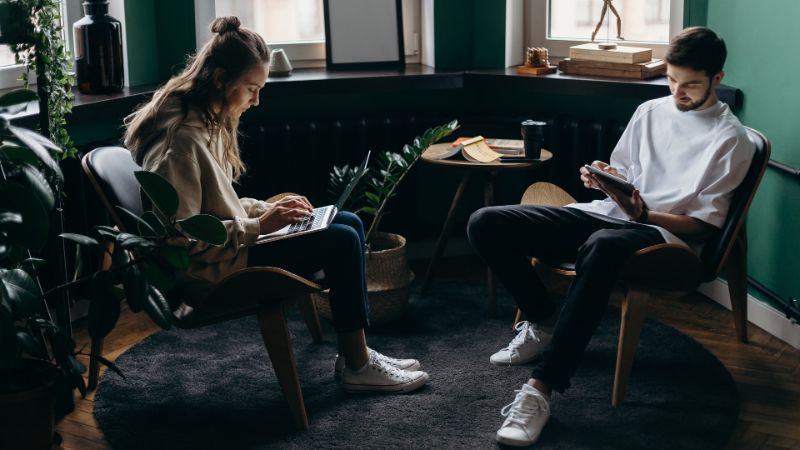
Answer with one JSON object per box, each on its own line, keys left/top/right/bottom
{"left": 298, "top": 294, "right": 324, "bottom": 344}
{"left": 88, "top": 338, "right": 104, "bottom": 390}
{"left": 612, "top": 287, "right": 648, "bottom": 407}
{"left": 257, "top": 302, "right": 309, "bottom": 431}
{"left": 725, "top": 235, "right": 749, "bottom": 343}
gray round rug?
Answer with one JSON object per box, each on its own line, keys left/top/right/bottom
{"left": 94, "top": 279, "right": 738, "bottom": 449}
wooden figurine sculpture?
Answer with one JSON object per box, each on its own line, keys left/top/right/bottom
{"left": 525, "top": 47, "right": 551, "bottom": 68}
{"left": 591, "top": 0, "right": 624, "bottom": 42}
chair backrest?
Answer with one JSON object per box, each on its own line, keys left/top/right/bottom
{"left": 81, "top": 146, "right": 144, "bottom": 233}
{"left": 700, "top": 127, "right": 771, "bottom": 281}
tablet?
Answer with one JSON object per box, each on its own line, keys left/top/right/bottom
{"left": 583, "top": 164, "right": 635, "bottom": 196}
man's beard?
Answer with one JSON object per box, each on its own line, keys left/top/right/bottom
{"left": 675, "top": 84, "right": 713, "bottom": 112}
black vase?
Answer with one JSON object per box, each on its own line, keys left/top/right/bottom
{"left": 73, "top": 0, "right": 123, "bottom": 94}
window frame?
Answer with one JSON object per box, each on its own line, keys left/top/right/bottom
{"left": 525, "top": 0, "right": 685, "bottom": 60}
{"left": 195, "top": 0, "right": 420, "bottom": 68}
{"left": 0, "top": 0, "right": 84, "bottom": 90}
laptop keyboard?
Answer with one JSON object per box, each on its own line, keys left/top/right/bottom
{"left": 287, "top": 208, "right": 326, "bottom": 234}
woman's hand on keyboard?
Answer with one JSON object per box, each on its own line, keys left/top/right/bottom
{"left": 274, "top": 195, "right": 314, "bottom": 213}
{"left": 258, "top": 197, "right": 313, "bottom": 234}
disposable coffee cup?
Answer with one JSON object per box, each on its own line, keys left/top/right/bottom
{"left": 521, "top": 120, "right": 546, "bottom": 159}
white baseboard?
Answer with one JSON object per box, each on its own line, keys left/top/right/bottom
{"left": 697, "top": 279, "right": 800, "bottom": 350}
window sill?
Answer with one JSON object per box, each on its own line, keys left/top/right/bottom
{"left": 3, "top": 63, "right": 742, "bottom": 127}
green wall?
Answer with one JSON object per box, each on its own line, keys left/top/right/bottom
{"left": 124, "top": 0, "right": 196, "bottom": 86}
{"left": 708, "top": 0, "right": 800, "bottom": 308}
{"left": 434, "top": 0, "right": 506, "bottom": 70}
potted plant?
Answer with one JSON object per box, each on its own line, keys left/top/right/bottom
{"left": 0, "top": 90, "right": 227, "bottom": 448}
{"left": 319, "top": 120, "right": 459, "bottom": 324}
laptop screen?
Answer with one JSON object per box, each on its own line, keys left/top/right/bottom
{"left": 335, "top": 150, "right": 371, "bottom": 210}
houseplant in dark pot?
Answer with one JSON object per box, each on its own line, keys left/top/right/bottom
{"left": 0, "top": 90, "right": 227, "bottom": 448}
{"left": 318, "top": 120, "right": 459, "bottom": 324}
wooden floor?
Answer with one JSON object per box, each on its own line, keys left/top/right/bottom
{"left": 54, "top": 263, "right": 800, "bottom": 449}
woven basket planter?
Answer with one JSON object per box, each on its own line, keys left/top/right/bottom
{"left": 314, "top": 232, "right": 414, "bottom": 325}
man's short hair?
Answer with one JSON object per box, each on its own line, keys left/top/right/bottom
{"left": 665, "top": 27, "right": 727, "bottom": 77}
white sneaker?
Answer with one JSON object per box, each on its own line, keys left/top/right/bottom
{"left": 340, "top": 353, "right": 429, "bottom": 394}
{"left": 496, "top": 384, "right": 551, "bottom": 447}
{"left": 334, "top": 348, "right": 421, "bottom": 379}
{"left": 490, "top": 321, "right": 552, "bottom": 366}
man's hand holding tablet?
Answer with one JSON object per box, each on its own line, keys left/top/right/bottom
{"left": 582, "top": 163, "right": 636, "bottom": 196}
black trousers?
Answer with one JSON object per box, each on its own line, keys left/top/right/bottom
{"left": 248, "top": 211, "right": 369, "bottom": 333}
{"left": 467, "top": 205, "right": 664, "bottom": 392}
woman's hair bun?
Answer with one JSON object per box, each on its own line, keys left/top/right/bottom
{"left": 210, "top": 16, "right": 241, "bottom": 35}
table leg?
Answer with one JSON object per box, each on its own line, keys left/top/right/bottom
{"left": 485, "top": 172, "right": 497, "bottom": 317}
{"left": 421, "top": 172, "right": 472, "bottom": 294}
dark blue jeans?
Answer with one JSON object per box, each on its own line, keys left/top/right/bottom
{"left": 467, "top": 205, "right": 664, "bottom": 392}
{"left": 248, "top": 211, "right": 370, "bottom": 333}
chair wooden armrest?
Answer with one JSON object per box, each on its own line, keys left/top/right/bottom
{"left": 521, "top": 182, "right": 576, "bottom": 207}
{"left": 620, "top": 243, "right": 704, "bottom": 292}
{"left": 174, "top": 267, "right": 323, "bottom": 329}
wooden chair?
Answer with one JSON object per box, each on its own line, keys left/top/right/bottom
{"left": 514, "top": 127, "right": 771, "bottom": 406}
{"left": 81, "top": 146, "right": 325, "bottom": 430}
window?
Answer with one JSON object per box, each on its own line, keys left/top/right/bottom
{"left": 0, "top": 0, "right": 83, "bottom": 90}
{"left": 526, "top": 0, "right": 684, "bottom": 60}
{"left": 197, "top": 0, "right": 420, "bottom": 68}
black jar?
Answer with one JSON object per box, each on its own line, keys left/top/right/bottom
{"left": 73, "top": 0, "right": 123, "bottom": 94}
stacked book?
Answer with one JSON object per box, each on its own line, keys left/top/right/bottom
{"left": 558, "top": 43, "right": 666, "bottom": 80}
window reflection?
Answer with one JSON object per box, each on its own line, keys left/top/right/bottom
{"left": 549, "top": 0, "right": 670, "bottom": 43}
{"left": 215, "top": 0, "right": 324, "bottom": 44}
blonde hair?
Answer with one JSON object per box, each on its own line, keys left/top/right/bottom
{"left": 123, "top": 16, "right": 270, "bottom": 180}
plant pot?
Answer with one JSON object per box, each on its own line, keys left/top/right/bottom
{"left": 314, "top": 232, "right": 414, "bottom": 325}
{"left": 0, "top": 361, "right": 56, "bottom": 450}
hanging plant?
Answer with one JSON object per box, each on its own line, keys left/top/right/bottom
{"left": 11, "top": 0, "right": 76, "bottom": 158}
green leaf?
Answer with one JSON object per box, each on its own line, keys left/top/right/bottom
{"left": 115, "top": 232, "right": 156, "bottom": 250}
{"left": 7, "top": 125, "right": 63, "bottom": 183}
{"left": 88, "top": 271, "right": 121, "bottom": 340}
{"left": 134, "top": 171, "right": 179, "bottom": 218}
{"left": 16, "top": 329, "right": 47, "bottom": 359}
{"left": 177, "top": 214, "right": 227, "bottom": 245}
{"left": 158, "top": 245, "right": 189, "bottom": 271}
{"left": 140, "top": 211, "right": 166, "bottom": 236}
{"left": 21, "top": 258, "right": 46, "bottom": 269}
{"left": 0, "top": 144, "right": 39, "bottom": 166}
{"left": 0, "top": 181, "right": 49, "bottom": 251}
{"left": 20, "top": 129, "right": 63, "bottom": 154}
{"left": 143, "top": 285, "right": 172, "bottom": 329}
{"left": 15, "top": 164, "right": 55, "bottom": 210}
{"left": 0, "top": 268, "right": 40, "bottom": 316}
{"left": 59, "top": 233, "right": 101, "bottom": 248}
{"left": 94, "top": 225, "right": 120, "bottom": 241}
{"left": 115, "top": 206, "right": 157, "bottom": 236}
{"left": 111, "top": 243, "right": 130, "bottom": 269}
{"left": 141, "top": 260, "right": 175, "bottom": 293}
{"left": 123, "top": 265, "right": 147, "bottom": 313}
{"left": 0, "top": 89, "right": 38, "bottom": 108}
{"left": 0, "top": 212, "right": 22, "bottom": 227}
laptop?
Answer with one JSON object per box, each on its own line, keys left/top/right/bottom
{"left": 256, "top": 151, "right": 371, "bottom": 244}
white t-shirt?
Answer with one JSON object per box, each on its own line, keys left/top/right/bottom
{"left": 567, "top": 96, "right": 756, "bottom": 251}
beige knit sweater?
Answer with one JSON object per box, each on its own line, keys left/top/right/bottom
{"left": 135, "top": 104, "right": 269, "bottom": 304}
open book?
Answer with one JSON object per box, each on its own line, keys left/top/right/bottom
{"left": 438, "top": 136, "right": 518, "bottom": 163}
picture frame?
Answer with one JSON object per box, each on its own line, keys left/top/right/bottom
{"left": 323, "top": 0, "right": 405, "bottom": 70}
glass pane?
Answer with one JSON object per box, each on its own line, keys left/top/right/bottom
{"left": 0, "top": 45, "right": 17, "bottom": 68}
{"left": 215, "top": 0, "right": 325, "bottom": 44}
{"left": 549, "top": 0, "right": 670, "bottom": 44}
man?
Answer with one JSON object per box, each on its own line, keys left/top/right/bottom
{"left": 467, "top": 27, "right": 755, "bottom": 447}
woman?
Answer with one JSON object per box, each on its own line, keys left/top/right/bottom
{"left": 123, "top": 16, "right": 428, "bottom": 394}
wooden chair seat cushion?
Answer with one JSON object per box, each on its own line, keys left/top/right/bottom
{"left": 173, "top": 267, "right": 323, "bottom": 329}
